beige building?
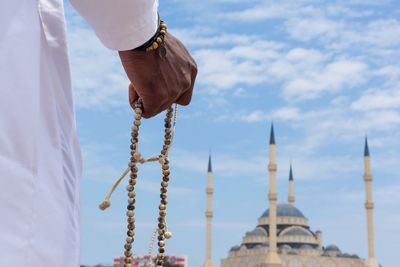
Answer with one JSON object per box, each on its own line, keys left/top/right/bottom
{"left": 219, "top": 126, "right": 380, "bottom": 267}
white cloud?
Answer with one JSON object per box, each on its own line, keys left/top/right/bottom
{"left": 217, "top": 2, "right": 321, "bottom": 23}
{"left": 239, "top": 107, "right": 301, "bottom": 123}
{"left": 351, "top": 87, "right": 400, "bottom": 111}
{"left": 282, "top": 59, "right": 368, "bottom": 100}
{"left": 344, "top": 19, "right": 400, "bottom": 48}
{"left": 285, "top": 17, "right": 341, "bottom": 42}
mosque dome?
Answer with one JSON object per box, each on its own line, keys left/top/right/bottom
{"left": 245, "top": 227, "right": 267, "bottom": 237}
{"left": 261, "top": 203, "right": 305, "bottom": 218}
{"left": 281, "top": 228, "right": 312, "bottom": 236}
{"left": 229, "top": 245, "right": 241, "bottom": 252}
{"left": 325, "top": 245, "right": 341, "bottom": 253}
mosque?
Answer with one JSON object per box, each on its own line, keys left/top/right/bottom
{"left": 202, "top": 125, "right": 381, "bottom": 267}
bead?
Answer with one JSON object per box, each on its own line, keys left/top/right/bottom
{"left": 160, "top": 29, "right": 166, "bottom": 35}
{"left": 126, "top": 237, "right": 133, "bottom": 243}
{"left": 158, "top": 241, "right": 165, "bottom": 247}
{"left": 162, "top": 165, "right": 169, "bottom": 170}
{"left": 128, "top": 191, "right": 135, "bottom": 198}
{"left": 129, "top": 179, "right": 137, "bottom": 186}
{"left": 158, "top": 247, "right": 165, "bottom": 253}
{"left": 127, "top": 204, "right": 135, "bottom": 210}
{"left": 156, "top": 37, "right": 163, "bottom": 44}
{"left": 135, "top": 108, "right": 142, "bottom": 114}
{"left": 159, "top": 211, "right": 166, "bottom": 217}
{"left": 164, "top": 231, "right": 173, "bottom": 239}
{"left": 127, "top": 217, "right": 135, "bottom": 223}
{"left": 126, "top": 185, "right": 133, "bottom": 191}
{"left": 159, "top": 204, "right": 166, "bottom": 210}
{"left": 124, "top": 244, "right": 132, "bottom": 250}
{"left": 162, "top": 170, "right": 170, "bottom": 176}
{"left": 127, "top": 230, "right": 134, "bottom": 237}
{"left": 127, "top": 210, "right": 134, "bottom": 217}
{"left": 161, "top": 181, "right": 168, "bottom": 187}
{"left": 134, "top": 120, "right": 141, "bottom": 126}
{"left": 128, "top": 198, "right": 135, "bottom": 204}
{"left": 124, "top": 251, "right": 132, "bottom": 257}
{"left": 152, "top": 42, "right": 159, "bottom": 50}
{"left": 134, "top": 152, "right": 141, "bottom": 160}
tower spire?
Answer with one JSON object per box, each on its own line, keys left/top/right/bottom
{"left": 363, "top": 137, "right": 379, "bottom": 267}
{"left": 364, "top": 137, "right": 370, "bottom": 157}
{"left": 208, "top": 154, "right": 212, "bottom": 173}
{"left": 288, "top": 164, "right": 295, "bottom": 206}
{"left": 203, "top": 155, "right": 214, "bottom": 267}
{"left": 265, "top": 123, "right": 281, "bottom": 267}
{"left": 289, "top": 164, "right": 294, "bottom": 181}
{"left": 269, "top": 123, "right": 276, "bottom": 145}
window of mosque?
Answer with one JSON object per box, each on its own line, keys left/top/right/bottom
{"left": 289, "top": 259, "right": 301, "bottom": 267}
{"left": 324, "top": 262, "right": 335, "bottom": 267}
{"left": 307, "top": 259, "right": 319, "bottom": 267}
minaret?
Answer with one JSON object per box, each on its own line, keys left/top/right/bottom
{"left": 288, "top": 164, "right": 295, "bottom": 206}
{"left": 265, "top": 124, "right": 282, "bottom": 267}
{"left": 203, "top": 155, "right": 214, "bottom": 267}
{"left": 363, "top": 138, "right": 379, "bottom": 267}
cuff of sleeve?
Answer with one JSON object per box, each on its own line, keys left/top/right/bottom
{"left": 96, "top": 1, "right": 159, "bottom": 51}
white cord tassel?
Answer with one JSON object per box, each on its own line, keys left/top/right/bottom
{"left": 99, "top": 167, "right": 130, "bottom": 210}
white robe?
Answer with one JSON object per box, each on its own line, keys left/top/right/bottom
{"left": 0, "top": 0, "right": 158, "bottom": 266}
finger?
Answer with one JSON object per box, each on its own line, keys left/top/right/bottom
{"left": 176, "top": 88, "right": 193, "bottom": 106}
{"left": 143, "top": 97, "right": 169, "bottom": 119}
{"left": 130, "top": 84, "right": 159, "bottom": 118}
{"left": 128, "top": 83, "right": 139, "bottom": 109}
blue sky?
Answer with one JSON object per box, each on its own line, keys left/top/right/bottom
{"left": 65, "top": 1, "right": 400, "bottom": 266}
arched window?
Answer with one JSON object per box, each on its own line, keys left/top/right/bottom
{"left": 289, "top": 259, "right": 301, "bottom": 267}
{"left": 307, "top": 259, "right": 319, "bottom": 267}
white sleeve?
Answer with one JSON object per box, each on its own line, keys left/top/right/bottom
{"left": 69, "top": 0, "right": 159, "bottom": 51}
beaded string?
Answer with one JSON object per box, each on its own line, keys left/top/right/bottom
{"left": 98, "top": 100, "right": 178, "bottom": 267}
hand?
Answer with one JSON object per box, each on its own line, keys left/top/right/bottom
{"left": 119, "top": 33, "right": 197, "bottom": 118}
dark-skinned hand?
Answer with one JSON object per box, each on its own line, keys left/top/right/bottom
{"left": 119, "top": 32, "right": 197, "bottom": 118}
